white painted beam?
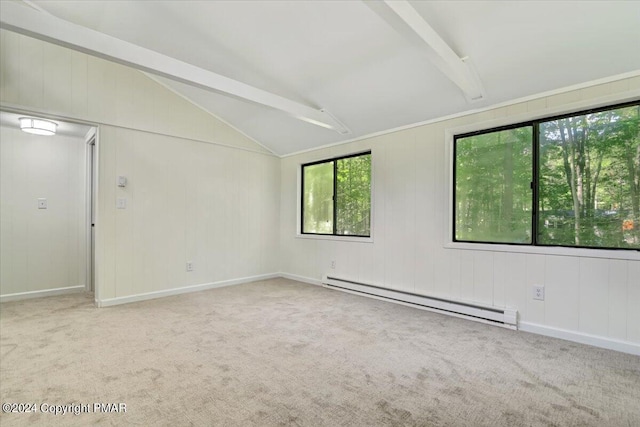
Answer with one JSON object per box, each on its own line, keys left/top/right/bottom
{"left": 0, "top": 1, "right": 351, "bottom": 134}
{"left": 367, "top": 0, "right": 485, "bottom": 102}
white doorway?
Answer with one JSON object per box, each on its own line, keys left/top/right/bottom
{"left": 0, "top": 110, "right": 98, "bottom": 301}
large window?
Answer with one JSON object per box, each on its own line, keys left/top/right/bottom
{"left": 302, "top": 152, "right": 371, "bottom": 237}
{"left": 454, "top": 101, "right": 640, "bottom": 250}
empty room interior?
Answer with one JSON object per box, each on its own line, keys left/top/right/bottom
{"left": 1, "top": 1, "right": 639, "bottom": 426}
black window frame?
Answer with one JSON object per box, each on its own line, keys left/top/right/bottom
{"left": 301, "top": 151, "right": 372, "bottom": 238}
{"left": 453, "top": 99, "right": 640, "bottom": 252}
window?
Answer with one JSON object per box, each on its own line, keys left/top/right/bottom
{"left": 302, "top": 152, "right": 371, "bottom": 237}
{"left": 454, "top": 101, "right": 640, "bottom": 250}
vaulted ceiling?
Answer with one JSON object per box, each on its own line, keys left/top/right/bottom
{"left": 3, "top": 1, "right": 640, "bottom": 155}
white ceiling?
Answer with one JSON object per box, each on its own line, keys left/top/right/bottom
{"left": 15, "top": 1, "right": 640, "bottom": 155}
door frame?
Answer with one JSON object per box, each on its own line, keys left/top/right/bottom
{"left": 0, "top": 107, "right": 100, "bottom": 302}
{"left": 84, "top": 127, "right": 98, "bottom": 294}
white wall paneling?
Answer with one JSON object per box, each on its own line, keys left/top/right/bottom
{"left": 92, "top": 124, "right": 280, "bottom": 302}
{"left": 280, "top": 75, "right": 640, "bottom": 351}
{"left": 627, "top": 262, "right": 640, "bottom": 343}
{"left": 1, "top": 30, "right": 280, "bottom": 303}
{"left": 0, "top": 30, "right": 269, "bottom": 155}
{"left": 607, "top": 259, "right": 628, "bottom": 341}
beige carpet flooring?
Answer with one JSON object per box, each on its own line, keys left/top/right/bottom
{"left": 1, "top": 278, "right": 639, "bottom": 426}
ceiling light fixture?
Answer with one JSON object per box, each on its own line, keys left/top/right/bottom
{"left": 19, "top": 117, "right": 57, "bottom": 136}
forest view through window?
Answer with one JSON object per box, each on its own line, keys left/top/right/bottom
{"left": 302, "top": 152, "right": 371, "bottom": 237}
{"left": 454, "top": 102, "right": 640, "bottom": 250}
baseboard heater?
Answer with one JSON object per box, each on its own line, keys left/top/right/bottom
{"left": 322, "top": 275, "right": 518, "bottom": 330}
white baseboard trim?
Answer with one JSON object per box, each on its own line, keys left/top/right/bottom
{"left": 278, "top": 273, "right": 640, "bottom": 355}
{"left": 519, "top": 322, "right": 640, "bottom": 356}
{"left": 97, "top": 273, "right": 280, "bottom": 307}
{"left": 278, "top": 272, "right": 323, "bottom": 286}
{"left": 0, "top": 285, "right": 85, "bottom": 303}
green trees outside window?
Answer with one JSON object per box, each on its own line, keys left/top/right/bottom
{"left": 455, "top": 102, "right": 639, "bottom": 250}
{"left": 302, "top": 162, "right": 334, "bottom": 234}
{"left": 455, "top": 126, "right": 533, "bottom": 243}
{"left": 302, "top": 152, "right": 371, "bottom": 237}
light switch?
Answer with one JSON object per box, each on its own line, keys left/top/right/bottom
{"left": 116, "top": 198, "right": 127, "bottom": 209}
{"left": 117, "top": 176, "right": 127, "bottom": 187}
{"left": 37, "top": 198, "right": 47, "bottom": 209}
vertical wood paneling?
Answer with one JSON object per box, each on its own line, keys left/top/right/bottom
{"left": 607, "top": 259, "right": 628, "bottom": 340}
{"left": 114, "top": 65, "right": 136, "bottom": 129}
{"left": 414, "top": 128, "right": 434, "bottom": 295}
{"left": 70, "top": 51, "right": 88, "bottom": 119}
{"left": 358, "top": 242, "right": 375, "bottom": 285}
{"left": 163, "top": 137, "right": 187, "bottom": 290}
{"left": 19, "top": 35, "right": 44, "bottom": 109}
{"left": 97, "top": 126, "right": 117, "bottom": 299}
{"left": 499, "top": 253, "right": 527, "bottom": 315}
{"left": 279, "top": 76, "right": 639, "bottom": 347}
{"left": 432, "top": 249, "right": 451, "bottom": 297}
{"left": 473, "top": 252, "right": 493, "bottom": 305}
{"left": 131, "top": 131, "right": 153, "bottom": 295}
{"left": 2, "top": 31, "right": 264, "bottom": 153}
{"left": 579, "top": 258, "right": 610, "bottom": 337}
{"left": 492, "top": 253, "right": 506, "bottom": 307}
{"left": 2, "top": 31, "right": 279, "bottom": 303}
{"left": 404, "top": 131, "right": 417, "bottom": 292}
{"left": 275, "top": 82, "right": 640, "bottom": 348}
{"left": 0, "top": 30, "right": 21, "bottom": 104}
{"left": 458, "top": 251, "right": 474, "bottom": 300}
{"left": 97, "top": 128, "right": 281, "bottom": 298}
{"left": 184, "top": 142, "right": 200, "bottom": 286}
{"left": 371, "top": 141, "right": 387, "bottom": 287}
{"left": 545, "top": 256, "right": 580, "bottom": 331}
{"left": 384, "top": 136, "right": 412, "bottom": 290}
{"left": 43, "top": 43, "right": 73, "bottom": 115}
{"left": 524, "top": 255, "right": 545, "bottom": 324}
{"left": 626, "top": 261, "right": 640, "bottom": 343}
{"left": 449, "top": 250, "right": 463, "bottom": 299}
{"left": 114, "top": 130, "right": 135, "bottom": 297}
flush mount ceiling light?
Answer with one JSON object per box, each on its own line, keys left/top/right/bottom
{"left": 19, "top": 117, "right": 58, "bottom": 135}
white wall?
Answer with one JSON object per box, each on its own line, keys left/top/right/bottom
{"left": 96, "top": 125, "right": 280, "bottom": 302}
{"left": 1, "top": 30, "right": 280, "bottom": 303}
{"left": 279, "top": 77, "right": 640, "bottom": 350}
{"left": 0, "top": 126, "right": 86, "bottom": 296}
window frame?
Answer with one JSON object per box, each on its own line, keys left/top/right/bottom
{"left": 300, "top": 151, "right": 372, "bottom": 238}
{"left": 452, "top": 99, "right": 640, "bottom": 252}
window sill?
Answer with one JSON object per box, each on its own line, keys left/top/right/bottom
{"left": 296, "top": 233, "right": 373, "bottom": 243}
{"left": 445, "top": 241, "right": 640, "bottom": 261}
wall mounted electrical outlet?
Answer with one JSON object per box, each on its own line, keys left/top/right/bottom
{"left": 533, "top": 285, "right": 545, "bottom": 301}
